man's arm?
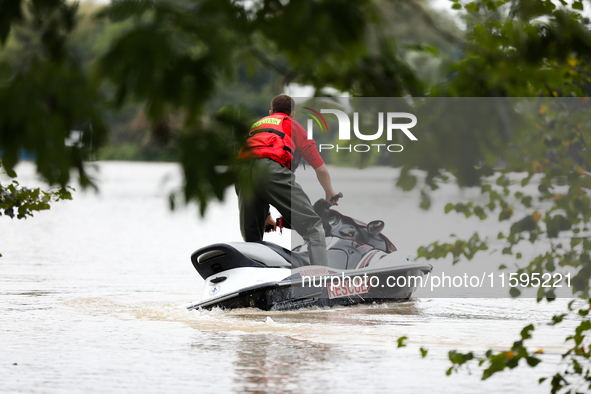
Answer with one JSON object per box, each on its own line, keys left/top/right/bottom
{"left": 314, "top": 164, "right": 340, "bottom": 205}
{"left": 288, "top": 119, "right": 339, "bottom": 204}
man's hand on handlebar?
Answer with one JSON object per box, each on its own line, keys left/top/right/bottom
{"left": 264, "top": 214, "right": 277, "bottom": 232}
{"left": 326, "top": 192, "right": 343, "bottom": 206}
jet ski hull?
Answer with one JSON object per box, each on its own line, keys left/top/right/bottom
{"left": 187, "top": 263, "right": 432, "bottom": 311}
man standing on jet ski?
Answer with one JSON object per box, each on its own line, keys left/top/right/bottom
{"left": 235, "top": 94, "right": 340, "bottom": 266}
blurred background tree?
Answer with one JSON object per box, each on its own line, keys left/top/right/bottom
{"left": 1, "top": 0, "right": 591, "bottom": 391}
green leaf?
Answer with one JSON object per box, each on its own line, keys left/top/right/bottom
{"left": 397, "top": 336, "right": 408, "bottom": 348}
{"left": 474, "top": 206, "right": 487, "bottom": 220}
{"left": 572, "top": 0, "right": 583, "bottom": 10}
{"left": 551, "top": 314, "right": 566, "bottom": 325}
{"left": 420, "top": 347, "right": 428, "bottom": 358}
{"left": 510, "top": 216, "right": 537, "bottom": 234}
{"left": 445, "top": 203, "right": 454, "bottom": 214}
{"left": 546, "top": 215, "right": 572, "bottom": 238}
{"left": 420, "top": 190, "right": 431, "bottom": 210}
{"left": 499, "top": 207, "right": 513, "bottom": 221}
{"left": 397, "top": 170, "right": 417, "bottom": 191}
{"left": 465, "top": 2, "right": 480, "bottom": 12}
{"left": 525, "top": 356, "right": 541, "bottom": 367}
{"left": 520, "top": 324, "right": 535, "bottom": 340}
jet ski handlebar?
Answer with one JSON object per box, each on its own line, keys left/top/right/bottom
{"left": 330, "top": 192, "right": 343, "bottom": 204}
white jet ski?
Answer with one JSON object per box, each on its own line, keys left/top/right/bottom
{"left": 188, "top": 198, "right": 432, "bottom": 311}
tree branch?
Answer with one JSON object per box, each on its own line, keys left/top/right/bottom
{"left": 406, "top": 0, "right": 468, "bottom": 49}
{"left": 247, "top": 47, "right": 298, "bottom": 85}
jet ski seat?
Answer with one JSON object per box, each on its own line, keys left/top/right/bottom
{"left": 226, "top": 242, "right": 292, "bottom": 268}
{"left": 256, "top": 241, "right": 313, "bottom": 268}
{"left": 256, "top": 241, "right": 292, "bottom": 263}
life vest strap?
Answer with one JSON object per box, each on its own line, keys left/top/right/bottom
{"left": 247, "top": 128, "right": 293, "bottom": 154}
{"left": 282, "top": 145, "right": 293, "bottom": 154}
{"left": 248, "top": 128, "right": 286, "bottom": 139}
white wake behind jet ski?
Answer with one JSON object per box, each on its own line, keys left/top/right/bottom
{"left": 188, "top": 198, "right": 432, "bottom": 311}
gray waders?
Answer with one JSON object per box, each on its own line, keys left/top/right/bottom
{"left": 235, "top": 158, "right": 328, "bottom": 266}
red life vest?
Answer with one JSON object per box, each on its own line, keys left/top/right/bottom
{"left": 237, "top": 113, "right": 294, "bottom": 169}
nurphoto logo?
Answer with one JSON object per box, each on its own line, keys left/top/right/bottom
{"left": 303, "top": 107, "right": 418, "bottom": 153}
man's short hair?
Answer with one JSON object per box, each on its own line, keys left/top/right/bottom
{"left": 271, "top": 94, "right": 295, "bottom": 115}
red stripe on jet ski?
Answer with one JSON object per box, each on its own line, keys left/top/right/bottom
{"left": 358, "top": 251, "right": 378, "bottom": 269}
